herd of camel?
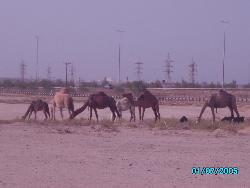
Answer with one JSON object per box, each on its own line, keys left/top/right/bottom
{"left": 22, "top": 88, "right": 244, "bottom": 123}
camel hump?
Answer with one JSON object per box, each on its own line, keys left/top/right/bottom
{"left": 219, "top": 89, "right": 228, "bottom": 95}
{"left": 59, "top": 87, "right": 69, "bottom": 94}
{"left": 98, "top": 91, "right": 107, "bottom": 96}
{"left": 144, "top": 89, "right": 152, "bottom": 95}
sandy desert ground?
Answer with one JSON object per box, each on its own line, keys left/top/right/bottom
{"left": 0, "top": 97, "right": 250, "bottom": 188}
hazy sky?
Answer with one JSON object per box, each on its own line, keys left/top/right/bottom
{"left": 0, "top": 0, "right": 250, "bottom": 83}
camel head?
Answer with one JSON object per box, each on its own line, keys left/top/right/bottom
{"left": 122, "top": 93, "right": 135, "bottom": 104}
{"left": 69, "top": 112, "right": 75, "bottom": 119}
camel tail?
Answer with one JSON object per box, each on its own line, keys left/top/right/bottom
{"left": 70, "top": 102, "right": 89, "bottom": 119}
{"left": 22, "top": 104, "right": 32, "bottom": 120}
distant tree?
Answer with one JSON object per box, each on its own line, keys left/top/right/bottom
{"left": 243, "top": 83, "right": 250, "bottom": 88}
{"left": 54, "top": 79, "right": 65, "bottom": 87}
{"left": 147, "top": 80, "right": 162, "bottom": 88}
{"left": 225, "top": 80, "right": 237, "bottom": 88}
{"left": 38, "top": 79, "right": 53, "bottom": 90}
{"left": 114, "top": 85, "right": 125, "bottom": 94}
{"left": 128, "top": 81, "right": 146, "bottom": 94}
{"left": 1, "top": 79, "right": 14, "bottom": 88}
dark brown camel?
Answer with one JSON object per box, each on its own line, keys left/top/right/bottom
{"left": 70, "top": 92, "right": 120, "bottom": 122}
{"left": 196, "top": 89, "right": 240, "bottom": 123}
{"left": 22, "top": 99, "right": 50, "bottom": 120}
{"left": 123, "top": 90, "right": 160, "bottom": 122}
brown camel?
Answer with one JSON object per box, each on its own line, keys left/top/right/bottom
{"left": 22, "top": 99, "right": 50, "bottom": 120}
{"left": 51, "top": 88, "right": 74, "bottom": 120}
{"left": 123, "top": 90, "right": 160, "bottom": 122}
{"left": 197, "top": 89, "right": 240, "bottom": 123}
{"left": 70, "top": 92, "right": 120, "bottom": 122}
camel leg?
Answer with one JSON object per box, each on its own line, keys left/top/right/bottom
{"left": 50, "top": 107, "right": 54, "bottom": 120}
{"left": 47, "top": 110, "right": 50, "bottom": 120}
{"left": 132, "top": 106, "right": 136, "bottom": 122}
{"left": 229, "top": 106, "right": 234, "bottom": 118}
{"left": 119, "top": 110, "right": 122, "bottom": 119}
{"left": 59, "top": 107, "right": 63, "bottom": 120}
{"left": 157, "top": 107, "right": 160, "bottom": 120}
{"left": 89, "top": 107, "right": 93, "bottom": 121}
{"left": 35, "top": 111, "right": 37, "bottom": 120}
{"left": 233, "top": 105, "right": 240, "bottom": 118}
{"left": 110, "top": 109, "right": 116, "bottom": 122}
{"left": 113, "top": 105, "right": 121, "bottom": 120}
{"left": 108, "top": 106, "right": 116, "bottom": 122}
{"left": 53, "top": 106, "right": 56, "bottom": 120}
{"left": 93, "top": 108, "right": 98, "bottom": 122}
{"left": 152, "top": 107, "right": 158, "bottom": 122}
{"left": 155, "top": 105, "right": 160, "bottom": 121}
{"left": 142, "top": 108, "right": 146, "bottom": 121}
{"left": 211, "top": 107, "right": 215, "bottom": 123}
{"left": 68, "top": 108, "right": 72, "bottom": 116}
{"left": 129, "top": 107, "right": 133, "bottom": 122}
{"left": 139, "top": 106, "right": 142, "bottom": 121}
{"left": 28, "top": 111, "right": 32, "bottom": 120}
{"left": 197, "top": 103, "right": 208, "bottom": 123}
{"left": 43, "top": 109, "right": 48, "bottom": 120}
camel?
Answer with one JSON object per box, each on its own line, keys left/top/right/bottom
{"left": 51, "top": 88, "right": 74, "bottom": 120}
{"left": 115, "top": 96, "right": 135, "bottom": 122}
{"left": 196, "top": 89, "right": 240, "bottom": 123}
{"left": 123, "top": 90, "right": 160, "bottom": 122}
{"left": 70, "top": 91, "right": 120, "bottom": 122}
{"left": 22, "top": 99, "right": 50, "bottom": 120}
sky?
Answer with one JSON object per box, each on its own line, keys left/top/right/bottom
{"left": 0, "top": 0, "right": 250, "bottom": 83}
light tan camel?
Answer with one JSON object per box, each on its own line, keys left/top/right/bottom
{"left": 196, "top": 89, "right": 240, "bottom": 123}
{"left": 51, "top": 88, "right": 74, "bottom": 120}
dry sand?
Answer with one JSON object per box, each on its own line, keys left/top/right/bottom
{"left": 0, "top": 98, "right": 250, "bottom": 188}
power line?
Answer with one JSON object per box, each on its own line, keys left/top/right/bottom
{"left": 47, "top": 65, "right": 52, "bottom": 81}
{"left": 135, "top": 62, "right": 143, "bottom": 81}
{"left": 189, "top": 58, "right": 198, "bottom": 84}
{"left": 20, "top": 60, "right": 26, "bottom": 82}
{"left": 116, "top": 30, "right": 125, "bottom": 83}
{"left": 65, "top": 62, "right": 71, "bottom": 87}
{"left": 220, "top": 20, "right": 229, "bottom": 88}
{"left": 163, "top": 53, "right": 174, "bottom": 85}
{"left": 70, "top": 64, "right": 75, "bottom": 85}
{"left": 35, "top": 35, "right": 39, "bottom": 81}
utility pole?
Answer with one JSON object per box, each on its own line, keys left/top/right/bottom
{"left": 221, "top": 20, "right": 229, "bottom": 88}
{"left": 65, "top": 62, "right": 71, "bottom": 87}
{"left": 47, "top": 65, "right": 52, "bottom": 81}
{"left": 189, "top": 58, "right": 197, "bottom": 85}
{"left": 70, "top": 64, "right": 75, "bottom": 85}
{"left": 116, "top": 29, "right": 125, "bottom": 83}
{"left": 20, "top": 60, "right": 26, "bottom": 82}
{"left": 35, "top": 35, "right": 39, "bottom": 81}
{"left": 135, "top": 62, "right": 143, "bottom": 81}
{"left": 163, "top": 53, "right": 174, "bottom": 86}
